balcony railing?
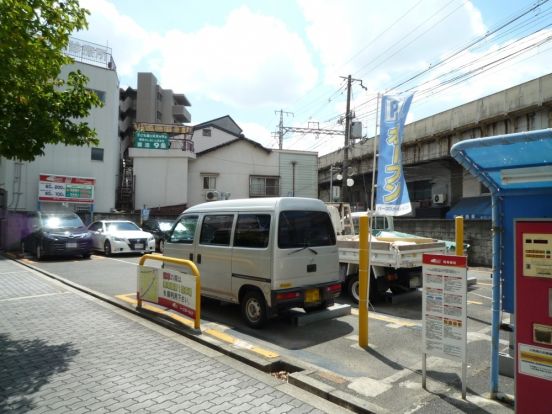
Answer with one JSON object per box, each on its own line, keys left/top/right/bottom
{"left": 169, "top": 138, "right": 194, "bottom": 153}
{"left": 64, "top": 37, "right": 116, "bottom": 71}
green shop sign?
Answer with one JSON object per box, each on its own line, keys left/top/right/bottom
{"left": 134, "top": 131, "right": 169, "bottom": 150}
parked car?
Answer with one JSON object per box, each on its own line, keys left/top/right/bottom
{"left": 141, "top": 218, "right": 175, "bottom": 252}
{"left": 87, "top": 220, "right": 155, "bottom": 256}
{"left": 21, "top": 211, "right": 93, "bottom": 260}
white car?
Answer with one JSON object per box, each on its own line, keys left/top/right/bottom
{"left": 88, "top": 220, "right": 155, "bottom": 256}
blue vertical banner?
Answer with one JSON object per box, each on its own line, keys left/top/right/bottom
{"left": 375, "top": 93, "right": 414, "bottom": 216}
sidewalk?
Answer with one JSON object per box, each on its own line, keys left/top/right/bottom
{"left": 0, "top": 257, "right": 351, "bottom": 414}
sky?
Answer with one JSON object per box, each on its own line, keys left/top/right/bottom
{"left": 75, "top": 0, "right": 552, "bottom": 155}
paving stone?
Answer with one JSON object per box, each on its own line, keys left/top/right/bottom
{"left": 0, "top": 258, "right": 338, "bottom": 414}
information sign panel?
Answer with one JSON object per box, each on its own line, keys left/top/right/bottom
{"left": 38, "top": 174, "right": 95, "bottom": 203}
{"left": 422, "top": 254, "right": 468, "bottom": 362}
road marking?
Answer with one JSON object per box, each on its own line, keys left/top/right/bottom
{"left": 350, "top": 308, "right": 419, "bottom": 327}
{"left": 0, "top": 292, "right": 70, "bottom": 302}
{"left": 115, "top": 293, "right": 279, "bottom": 359}
{"left": 471, "top": 292, "right": 492, "bottom": 301}
{"left": 477, "top": 282, "right": 492, "bottom": 286}
{"left": 467, "top": 300, "right": 483, "bottom": 305}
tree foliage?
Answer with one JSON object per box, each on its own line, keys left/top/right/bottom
{"left": 0, "top": 0, "right": 102, "bottom": 161}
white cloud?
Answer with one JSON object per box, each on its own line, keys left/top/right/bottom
{"left": 78, "top": 3, "right": 318, "bottom": 109}
{"left": 79, "top": 0, "right": 158, "bottom": 79}
{"left": 240, "top": 122, "right": 276, "bottom": 148}
{"left": 158, "top": 7, "right": 318, "bottom": 108}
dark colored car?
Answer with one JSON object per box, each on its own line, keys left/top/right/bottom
{"left": 21, "top": 211, "right": 93, "bottom": 260}
{"left": 141, "top": 218, "right": 175, "bottom": 252}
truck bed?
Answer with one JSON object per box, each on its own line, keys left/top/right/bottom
{"left": 336, "top": 234, "right": 447, "bottom": 268}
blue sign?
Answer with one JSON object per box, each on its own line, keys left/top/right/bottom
{"left": 375, "top": 94, "right": 414, "bottom": 216}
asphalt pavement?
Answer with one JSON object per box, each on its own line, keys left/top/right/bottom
{"left": 0, "top": 255, "right": 516, "bottom": 413}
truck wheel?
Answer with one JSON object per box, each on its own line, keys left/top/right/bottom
{"left": 159, "top": 239, "right": 165, "bottom": 253}
{"left": 347, "top": 274, "right": 360, "bottom": 304}
{"left": 348, "top": 273, "right": 379, "bottom": 304}
{"left": 241, "top": 290, "right": 267, "bottom": 329}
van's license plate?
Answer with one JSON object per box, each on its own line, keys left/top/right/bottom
{"left": 305, "top": 288, "right": 320, "bottom": 303}
{"left": 134, "top": 243, "right": 144, "bottom": 249}
{"left": 66, "top": 242, "right": 77, "bottom": 248}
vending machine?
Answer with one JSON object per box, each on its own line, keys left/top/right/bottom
{"left": 515, "top": 220, "right": 552, "bottom": 413}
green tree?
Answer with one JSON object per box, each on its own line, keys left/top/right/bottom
{"left": 0, "top": 0, "right": 102, "bottom": 161}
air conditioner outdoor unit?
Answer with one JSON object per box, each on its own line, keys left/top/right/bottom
{"left": 433, "top": 193, "right": 446, "bottom": 204}
{"left": 205, "top": 190, "right": 220, "bottom": 201}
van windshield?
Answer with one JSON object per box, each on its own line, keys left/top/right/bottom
{"left": 278, "top": 211, "right": 336, "bottom": 249}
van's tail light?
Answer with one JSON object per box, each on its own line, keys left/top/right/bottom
{"left": 325, "top": 283, "right": 341, "bottom": 294}
{"left": 276, "top": 291, "right": 301, "bottom": 301}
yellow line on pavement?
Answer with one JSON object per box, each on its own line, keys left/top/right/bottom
{"left": 468, "top": 300, "right": 483, "bottom": 305}
{"left": 477, "top": 282, "right": 492, "bottom": 286}
{"left": 350, "top": 308, "right": 419, "bottom": 327}
{"left": 115, "top": 293, "right": 279, "bottom": 359}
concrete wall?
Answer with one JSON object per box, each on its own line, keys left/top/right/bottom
{"left": 393, "top": 218, "right": 492, "bottom": 267}
{"left": 0, "top": 61, "right": 120, "bottom": 213}
{"left": 129, "top": 147, "right": 194, "bottom": 210}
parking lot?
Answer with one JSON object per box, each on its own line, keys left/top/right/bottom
{"left": 12, "top": 251, "right": 514, "bottom": 413}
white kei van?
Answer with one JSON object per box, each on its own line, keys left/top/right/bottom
{"left": 163, "top": 197, "right": 341, "bottom": 328}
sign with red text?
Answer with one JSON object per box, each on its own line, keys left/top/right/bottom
{"left": 422, "top": 254, "right": 468, "bottom": 362}
{"left": 138, "top": 266, "right": 197, "bottom": 319}
{"left": 38, "top": 174, "right": 95, "bottom": 203}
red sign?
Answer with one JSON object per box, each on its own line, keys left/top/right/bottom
{"left": 38, "top": 174, "right": 95, "bottom": 203}
{"left": 422, "top": 254, "right": 467, "bottom": 268}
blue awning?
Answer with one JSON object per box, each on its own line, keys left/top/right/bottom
{"left": 445, "top": 196, "right": 492, "bottom": 220}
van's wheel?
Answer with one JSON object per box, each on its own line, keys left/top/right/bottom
{"left": 159, "top": 239, "right": 165, "bottom": 253}
{"left": 35, "top": 244, "right": 42, "bottom": 261}
{"left": 241, "top": 290, "right": 267, "bottom": 329}
{"left": 104, "top": 241, "right": 112, "bottom": 256}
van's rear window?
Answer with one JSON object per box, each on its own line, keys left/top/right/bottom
{"left": 278, "top": 211, "right": 336, "bottom": 248}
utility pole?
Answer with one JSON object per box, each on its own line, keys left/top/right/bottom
{"left": 275, "top": 109, "right": 293, "bottom": 149}
{"left": 342, "top": 75, "right": 352, "bottom": 203}
{"left": 339, "top": 75, "right": 367, "bottom": 203}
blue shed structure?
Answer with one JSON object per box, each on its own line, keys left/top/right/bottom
{"left": 451, "top": 129, "right": 552, "bottom": 397}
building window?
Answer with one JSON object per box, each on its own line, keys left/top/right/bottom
{"left": 202, "top": 128, "right": 212, "bottom": 137}
{"left": 91, "top": 147, "right": 104, "bottom": 161}
{"left": 250, "top": 176, "right": 279, "bottom": 197}
{"left": 407, "top": 180, "right": 432, "bottom": 202}
{"left": 87, "top": 89, "right": 105, "bottom": 103}
{"left": 202, "top": 175, "right": 216, "bottom": 190}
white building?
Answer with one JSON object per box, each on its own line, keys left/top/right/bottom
{"left": 130, "top": 116, "right": 319, "bottom": 211}
{"left": 0, "top": 39, "right": 120, "bottom": 215}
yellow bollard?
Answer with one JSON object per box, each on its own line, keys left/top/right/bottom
{"left": 358, "top": 215, "right": 371, "bottom": 348}
{"left": 455, "top": 216, "right": 464, "bottom": 256}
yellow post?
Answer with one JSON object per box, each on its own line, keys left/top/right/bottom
{"left": 358, "top": 215, "right": 371, "bottom": 348}
{"left": 455, "top": 216, "right": 464, "bottom": 256}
